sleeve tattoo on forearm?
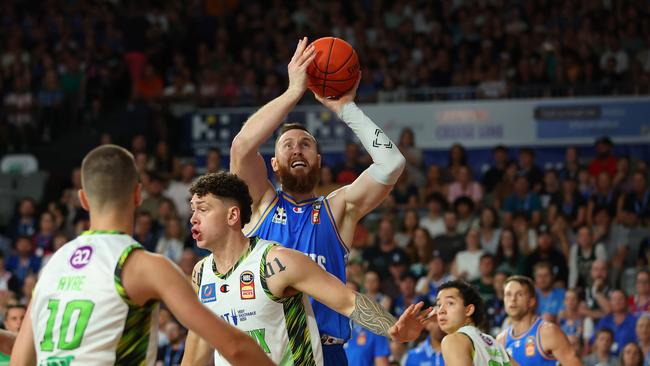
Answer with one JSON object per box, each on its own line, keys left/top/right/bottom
{"left": 349, "top": 292, "right": 396, "bottom": 337}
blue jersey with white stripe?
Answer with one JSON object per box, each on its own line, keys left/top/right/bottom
{"left": 505, "top": 317, "right": 558, "bottom": 366}
{"left": 247, "top": 190, "right": 350, "bottom": 341}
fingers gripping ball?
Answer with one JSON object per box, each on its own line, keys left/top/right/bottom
{"left": 307, "top": 37, "right": 360, "bottom": 99}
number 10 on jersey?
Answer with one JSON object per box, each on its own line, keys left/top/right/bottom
{"left": 40, "top": 299, "right": 95, "bottom": 351}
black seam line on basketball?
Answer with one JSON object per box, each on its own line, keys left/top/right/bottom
{"left": 306, "top": 73, "right": 358, "bottom": 82}
{"left": 327, "top": 49, "right": 356, "bottom": 75}
{"left": 316, "top": 85, "right": 344, "bottom": 93}
{"left": 310, "top": 83, "right": 346, "bottom": 94}
{"left": 323, "top": 37, "right": 335, "bottom": 97}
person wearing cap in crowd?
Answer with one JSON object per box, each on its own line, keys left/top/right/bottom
{"left": 383, "top": 250, "right": 411, "bottom": 299}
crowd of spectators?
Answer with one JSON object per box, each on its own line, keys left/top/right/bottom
{"left": 1, "top": 129, "right": 650, "bottom": 365}
{"left": 2, "top": 1, "right": 650, "bottom": 365}
{"left": 2, "top": 0, "right": 650, "bottom": 152}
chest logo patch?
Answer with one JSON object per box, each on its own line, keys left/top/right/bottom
{"left": 240, "top": 270, "right": 256, "bottom": 300}
{"left": 272, "top": 207, "right": 287, "bottom": 225}
{"left": 525, "top": 336, "right": 536, "bottom": 357}
{"left": 69, "top": 246, "right": 93, "bottom": 269}
{"left": 201, "top": 283, "right": 216, "bottom": 303}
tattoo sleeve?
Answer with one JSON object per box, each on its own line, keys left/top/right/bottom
{"left": 349, "top": 292, "right": 397, "bottom": 337}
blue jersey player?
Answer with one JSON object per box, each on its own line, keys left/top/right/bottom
{"left": 497, "top": 276, "right": 581, "bottom": 366}
{"left": 230, "top": 37, "right": 406, "bottom": 366}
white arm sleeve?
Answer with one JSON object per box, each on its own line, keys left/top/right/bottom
{"left": 337, "top": 102, "right": 405, "bottom": 185}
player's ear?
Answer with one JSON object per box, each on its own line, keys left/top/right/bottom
{"left": 78, "top": 189, "right": 90, "bottom": 211}
{"left": 227, "top": 205, "right": 240, "bottom": 226}
{"left": 317, "top": 154, "right": 321, "bottom": 168}
{"left": 271, "top": 157, "right": 279, "bottom": 172}
{"left": 465, "top": 303, "right": 475, "bottom": 318}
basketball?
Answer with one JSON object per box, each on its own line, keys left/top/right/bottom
{"left": 307, "top": 37, "right": 360, "bottom": 99}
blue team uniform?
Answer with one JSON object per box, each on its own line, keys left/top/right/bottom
{"left": 404, "top": 336, "right": 445, "bottom": 366}
{"left": 536, "top": 288, "right": 565, "bottom": 318}
{"left": 343, "top": 324, "right": 390, "bottom": 366}
{"left": 505, "top": 317, "right": 558, "bottom": 366}
{"left": 247, "top": 191, "right": 350, "bottom": 365}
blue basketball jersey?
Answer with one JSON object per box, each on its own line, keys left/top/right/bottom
{"left": 505, "top": 317, "right": 558, "bottom": 366}
{"left": 247, "top": 190, "right": 350, "bottom": 341}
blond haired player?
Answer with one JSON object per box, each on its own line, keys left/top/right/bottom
{"left": 10, "top": 145, "right": 273, "bottom": 366}
{"left": 230, "top": 35, "right": 406, "bottom": 366}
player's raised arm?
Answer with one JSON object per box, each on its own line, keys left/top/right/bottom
{"left": 263, "top": 246, "right": 426, "bottom": 342}
{"left": 122, "top": 251, "right": 274, "bottom": 366}
{"left": 9, "top": 306, "right": 35, "bottom": 366}
{"left": 230, "top": 37, "right": 316, "bottom": 206}
{"left": 313, "top": 73, "right": 405, "bottom": 221}
{"left": 538, "top": 322, "right": 582, "bottom": 366}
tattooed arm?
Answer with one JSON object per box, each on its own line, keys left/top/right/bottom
{"left": 264, "top": 246, "right": 426, "bottom": 341}
{"left": 348, "top": 292, "right": 396, "bottom": 336}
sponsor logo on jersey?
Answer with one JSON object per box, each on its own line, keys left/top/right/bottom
{"left": 237, "top": 309, "right": 257, "bottom": 322}
{"left": 221, "top": 309, "right": 238, "bottom": 326}
{"left": 69, "top": 245, "right": 93, "bottom": 269}
{"left": 240, "top": 270, "right": 255, "bottom": 300}
{"left": 220, "top": 284, "right": 230, "bottom": 293}
{"left": 201, "top": 283, "right": 216, "bottom": 303}
{"left": 480, "top": 333, "right": 494, "bottom": 346}
{"left": 525, "top": 336, "right": 535, "bottom": 357}
{"left": 292, "top": 206, "right": 303, "bottom": 213}
{"left": 271, "top": 207, "right": 287, "bottom": 225}
{"left": 356, "top": 330, "right": 367, "bottom": 345}
{"left": 311, "top": 202, "right": 321, "bottom": 224}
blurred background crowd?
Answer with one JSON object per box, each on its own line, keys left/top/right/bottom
{"left": 1, "top": 1, "right": 650, "bottom": 366}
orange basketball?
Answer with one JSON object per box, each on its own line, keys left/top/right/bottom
{"left": 307, "top": 37, "right": 360, "bottom": 99}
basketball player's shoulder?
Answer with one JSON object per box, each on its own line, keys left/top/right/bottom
{"left": 442, "top": 331, "right": 473, "bottom": 352}
{"left": 538, "top": 318, "right": 562, "bottom": 337}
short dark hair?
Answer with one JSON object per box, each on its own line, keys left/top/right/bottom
{"left": 5, "top": 304, "right": 26, "bottom": 318}
{"left": 275, "top": 123, "right": 319, "bottom": 151}
{"left": 426, "top": 192, "right": 448, "bottom": 211}
{"left": 189, "top": 172, "right": 253, "bottom": 227}
{"left": 520, "top": 148, "right": 535, "bottom": 157}
{"left": 480, "top": 253, "right": 494, "bottom": 262}
{"left": 438, "top": 280, "right": 486, "bottom": 331}
{"left": 533, "top": 262, "right": 553, "bottom": 275}
{"left": 493, "top": 145, "right": 507, "bottom": 153}
{"left": 504, "top": 275, "right": 536, "bottom": 299}
{"left": 81, "top": 144, "right": 139, "bottom": 207}
{"left": 453, "top": 196, "right": 475, "bottom": 212}
{"left": 596, "top": 327, "right": 614, "bottom": 339}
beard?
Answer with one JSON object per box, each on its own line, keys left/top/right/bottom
{"left": 276, "top": 163, "right": 320, "bottom": 194}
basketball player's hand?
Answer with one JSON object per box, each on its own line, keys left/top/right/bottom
{"left": 287, "top": 37, "right": 316, "bottom": 95}
{"left": 312, "top": 72, "right": 361, "bottom": 115}
{"left": 388, "top": 301, "right": 431, "bottom": 342}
